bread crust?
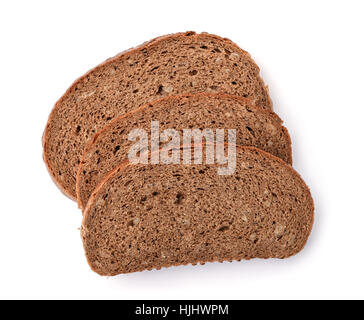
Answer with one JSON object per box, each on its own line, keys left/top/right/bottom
{"left": 43, "top": 31, "right": 272, "bottom": 200}
{"left": 42, "top": 132, "right": 77, "bottom": 201}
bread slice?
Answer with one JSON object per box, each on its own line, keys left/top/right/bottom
{"left": 81, "top": 146, "right": 313, "bottom": 276}
{"left": 43, "top": 31, "right": 272, "bottom": 200}
{"left": 77, "top": 93, "right": 291, "bottom": 209}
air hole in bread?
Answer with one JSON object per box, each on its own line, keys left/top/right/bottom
{"left": 246, "top": 126, "right": 255, "bottom": 137}
{"left": 127, "top": 218, "right": 140, "bottom": 228}
{"left": 113, "top": 145, "right": 120, "bottom": 155}
{"left": 124, "top": 180, "right": 132, "bottom": 187}
{"left": 157, "top": 85, "right": 163, "bottom": 95}
{"left": 175, "top": 192, "right": 185, "bottom": 204}
{"left": 218, "top": 226, "right": 230, "bottom": 232}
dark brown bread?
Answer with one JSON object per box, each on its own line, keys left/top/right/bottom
{"left": 43, "top": 31, "right": 272, "bottom": 200}
{"left": 81, "top": 146, "right": 313, "bottom": 276}
{"left": 77, "top": 93, "right": 291, "bottom": 209}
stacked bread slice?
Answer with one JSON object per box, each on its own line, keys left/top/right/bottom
{"left": 43, "top": 31, "right": 314, "bottom": 276}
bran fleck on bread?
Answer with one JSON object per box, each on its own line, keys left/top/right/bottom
{"left": 43, "top": 31, "right": 272, "bottom": 200}
{"left": 77, "top": 93, "right": 291, "bottom": 209}
{"left": 81, "top": 146, "right": 313, "bottom": 276}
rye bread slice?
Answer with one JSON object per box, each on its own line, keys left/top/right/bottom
{"left": 43, "top": 31, "right": 272, "bottom": 200}
{"left": 77, "top": 93, "right": 291, "bottom": 209}
{"left": 81, "top": 146, "right": 314, "bottom": 276}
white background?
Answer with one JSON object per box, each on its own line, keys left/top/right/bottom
{"left": 0, "top": 0, "right": 363, "bottom": 300}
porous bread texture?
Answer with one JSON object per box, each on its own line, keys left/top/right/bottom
{"left": 77, "top": 93, "right": 291, "bottom": 209}
{"left": 81, "top": 146, "right": 314, "bottom": 276}
{"left": 43, "top": 31, "right": 272, "bottom": 200}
